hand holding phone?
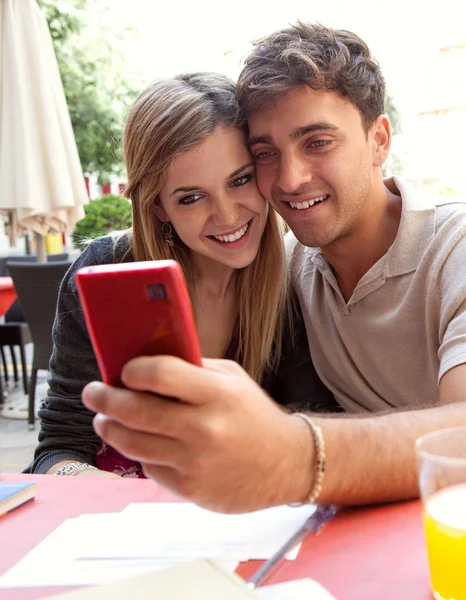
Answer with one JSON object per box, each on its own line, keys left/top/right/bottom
{"left": 76, "top": 260, "right": 202, "bottom": 387}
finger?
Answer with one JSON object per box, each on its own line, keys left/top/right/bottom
{"left": 201, "top": 357, "right": 244, "bottom": 375}
{"left": 121, "top": 355, "right": 242, "bottom": 405}
{"left": 140, "top": 463, "right": 198, "bottom": 503}
{"left": 93, "top": 414, "right": 185, "bottom": 469}
{"left": 83, "top": 381, "right": 194, "bottom": 438}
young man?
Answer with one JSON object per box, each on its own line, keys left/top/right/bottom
{"left": 82, "top": 23, "right": 466, "bottom": 514}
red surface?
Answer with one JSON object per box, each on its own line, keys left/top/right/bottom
{"left": 0, "top": 277, "right": 16, "bottom": 316}
{"left": 0, "top": 474, "right": 434, "bottom": 600}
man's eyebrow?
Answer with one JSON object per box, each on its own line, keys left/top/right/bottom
{"left": 290, "top": 122, "right": 339, "bottom": 141}
{"left": 170, "top": 162, "right": 253, "bottom": 197}
{"left": 249, "top": 123, "right": 338, "bottom": 148}
{"left": 248, "top": 134, "right": 273, "bottom": 147}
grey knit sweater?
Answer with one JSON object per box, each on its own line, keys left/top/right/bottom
{"left": 25, "top": 235, "right": 340, "bottom": 474}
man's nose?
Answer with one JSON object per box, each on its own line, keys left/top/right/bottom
{"left": 277, "top": 153, "right": 312, "bottom": 195}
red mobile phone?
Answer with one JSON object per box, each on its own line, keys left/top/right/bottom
{"left": 75, "top": 260, "right": 202, "bottom": 387}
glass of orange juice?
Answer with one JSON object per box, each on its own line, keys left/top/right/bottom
{"left": 416, "top": 427, "right": 466, "bottom": 600}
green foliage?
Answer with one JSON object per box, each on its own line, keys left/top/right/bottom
{"left": 383, "top": 93, "right": 403, "bottom": 176}
{"left": 38, "top": 0, "right": 140, "bottom": 179}
{"left": 386, "top": 94, "right": 402, "bottom": 135}
{"left": 72, "top": 195, "right": 132, "bottom": 248}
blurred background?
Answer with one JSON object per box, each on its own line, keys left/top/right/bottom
{"left": 0, "top": 0, "right": 464, "bottom": 465}
{"left": 1, "top": 0, "right": 465, "bottom": 252}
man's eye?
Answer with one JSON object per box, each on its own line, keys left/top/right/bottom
{"left": 254, "top": 150, "right": 276, "bottom": 161}
{"left": 179, "top": 193, "right": 203, "bottom": 206}
{"left": 308, "top": 140, "right": 331, "bottom": 149}
{"left": 231, "top": 174, "right": 252, "bottom": 187}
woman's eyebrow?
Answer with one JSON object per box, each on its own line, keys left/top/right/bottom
{"left": 170, "top": 162, "right": 254, "bottom": 197}
{"left": 229, "top": 162, "right": 254, "bottom": 179}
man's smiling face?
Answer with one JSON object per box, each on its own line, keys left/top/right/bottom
{"left": 248, "top": 85, "right": 382, "bottom": 250}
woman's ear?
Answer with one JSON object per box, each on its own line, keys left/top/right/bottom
{"left": 154, "top": 198, "right": 168, "bottom": 222}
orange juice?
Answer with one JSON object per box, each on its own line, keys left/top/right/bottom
{"left": 423, "top": 484, "right": 466, "bottom": 600}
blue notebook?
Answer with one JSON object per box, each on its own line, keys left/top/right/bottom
{"left": 0, "top": 481, "right": 36, "bottom": 517}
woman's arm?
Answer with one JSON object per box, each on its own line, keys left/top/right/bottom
{"left": 24, "top": 235, "right": 131, "bottom": 474}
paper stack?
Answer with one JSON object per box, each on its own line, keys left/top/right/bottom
{"left": 0, "top": 502, "right": 316, "bottom": 589}
{"left": 40, "top": 559, "right": 337, "bottom": 600}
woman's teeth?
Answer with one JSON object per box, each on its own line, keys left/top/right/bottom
{"left": 289, "top": 195, "right": 327, "bottom": 210}
{"left": 213, "top": 222, "right": 249, "bottom": 243}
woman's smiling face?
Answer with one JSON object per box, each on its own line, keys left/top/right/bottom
{"left": 157, "top": 126, "right": 268, "bottom": 271}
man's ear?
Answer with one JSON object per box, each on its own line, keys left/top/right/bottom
{"left": 371, "top": 114, "right": 391, "bottom": 167}
{"left": 154, "top": 200, "right": 168, "bottom": 222}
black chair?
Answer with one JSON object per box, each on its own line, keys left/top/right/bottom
{"left": 0, "top": 257, "right": 37, "bottom": 393}
{"left": 0, "top": 320, "right": 31, "bottom": 393}
{"left": 47, "top": 253, "right": 69, "bottom": 262}
{"left": 0, "top": 254, "right": 70, "bottom": 388}
{"left": 7, "top": 262, "right": 72, "bottom": 429}
{"left": 0, "top": 255, "right": 37, "bottom": 277}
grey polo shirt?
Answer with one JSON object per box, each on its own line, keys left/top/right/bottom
{"left": 286, "top": 177, "right": 466, "bottom": 413}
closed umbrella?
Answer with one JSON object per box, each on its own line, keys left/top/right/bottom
{"left": 0, "top": 0, "right": 88, "bottom": 260}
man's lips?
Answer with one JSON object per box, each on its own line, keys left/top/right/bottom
{"left": 280, "top": 194, "right": 330, "bottom": 210}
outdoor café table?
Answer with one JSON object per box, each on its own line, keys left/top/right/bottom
{"left": 0, "top": 277, "right": 16, "bottom": 316}
{"left": 0, "top": 473, "right": 434, "bottom": 600}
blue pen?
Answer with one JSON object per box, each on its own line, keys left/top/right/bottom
{"left": 247, "top": 504, "right": 337, "bottom": 588}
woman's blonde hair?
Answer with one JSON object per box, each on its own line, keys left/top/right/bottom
{"left": 122, "top": 72, "right": 288, "bottom": 382}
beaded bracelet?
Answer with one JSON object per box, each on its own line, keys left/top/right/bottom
{"left": 292, "top": 413, "right": 326, "bottom": 505}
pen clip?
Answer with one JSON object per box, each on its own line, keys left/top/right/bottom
{"left": 311, "top": 504, "right": 337, "bottom": 535}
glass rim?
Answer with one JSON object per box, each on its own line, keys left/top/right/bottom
{"left": 416, "top": 426, "right": 466, "bottom": 466}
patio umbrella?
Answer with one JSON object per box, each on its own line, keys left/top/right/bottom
{"left": 0, "top": 0, "right": 88, "bottom": 260}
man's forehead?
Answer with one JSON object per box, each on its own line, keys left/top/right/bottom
{"left": 247, "top": 88, "right": 356, "bottom": 142}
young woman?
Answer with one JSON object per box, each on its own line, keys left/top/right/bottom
{"left": 26, "top": 73, "right": 339, "bottom": 478}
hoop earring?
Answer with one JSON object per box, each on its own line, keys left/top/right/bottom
{"left": 161, "top": 222, "right": 174, "bottom": 251}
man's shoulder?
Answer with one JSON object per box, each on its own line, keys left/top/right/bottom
{"left": 284, "top": 230, "right": 314, "bottom": 262}
{"left": 433, "top": 197, "right": 466, "bottom": 232}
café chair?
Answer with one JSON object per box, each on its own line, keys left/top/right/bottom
{"left": 0, "top": 319, "right": 31, "bottom": 393}
{"left": 7, "top": 261, "right": 72, "bottom": 429}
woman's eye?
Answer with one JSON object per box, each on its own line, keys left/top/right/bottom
{"left": 231, "top": 174, "right": 252, "bottom": 187}
{"left": 178, "top": 193, "right": 203, "bottom": 206}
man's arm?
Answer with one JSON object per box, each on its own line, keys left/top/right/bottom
{"left": 81, "top": 356, "right": 466, "bottom": 513}
{"left": 315, "top": 365, "right": 466, "bottom": 505}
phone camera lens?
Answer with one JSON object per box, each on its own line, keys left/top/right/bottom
{"left": 147, "top": 283, "right": 167, "bottom": 300}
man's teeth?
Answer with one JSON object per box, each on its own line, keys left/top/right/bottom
{"left": 213, "top": 223, "right": 249, "bottom": 243}
{"left": 289, "top": 195, "right": 327, "bottom": 210}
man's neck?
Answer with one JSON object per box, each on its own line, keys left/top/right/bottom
{"left": 322, "top": 180, "right": 402, "bottom": 303}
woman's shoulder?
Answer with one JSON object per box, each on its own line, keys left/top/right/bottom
{"left": 64, "top": 234, "right": 134, "bottom": 296}
{"left": 80, "top": 233, "right": 133, "bottom": 266}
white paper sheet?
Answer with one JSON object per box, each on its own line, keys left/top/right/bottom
{"left": 0, "top": 502, "right": 316, "bottom": 589}
{"left": 74, "top": 503, "right": 315, "bottom": 560}
{"left": 256, "top": 579, "right": 337, "bottom": 600}
{"left": 0, "top": 518, "right": 238, "bottom": 588}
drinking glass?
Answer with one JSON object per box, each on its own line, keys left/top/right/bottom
{"left": 416, "top": 427, "right": 466, "bottom": 600}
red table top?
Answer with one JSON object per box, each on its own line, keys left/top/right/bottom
{"left": 0, "top": 474, "right": 434, "bottom": 600}
{"left": 0, "top": 277, "right": 16, "bottom": 316}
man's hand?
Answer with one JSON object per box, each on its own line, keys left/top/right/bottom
{"left": 82, "top": 356, "right": 314, "bottom": 513}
